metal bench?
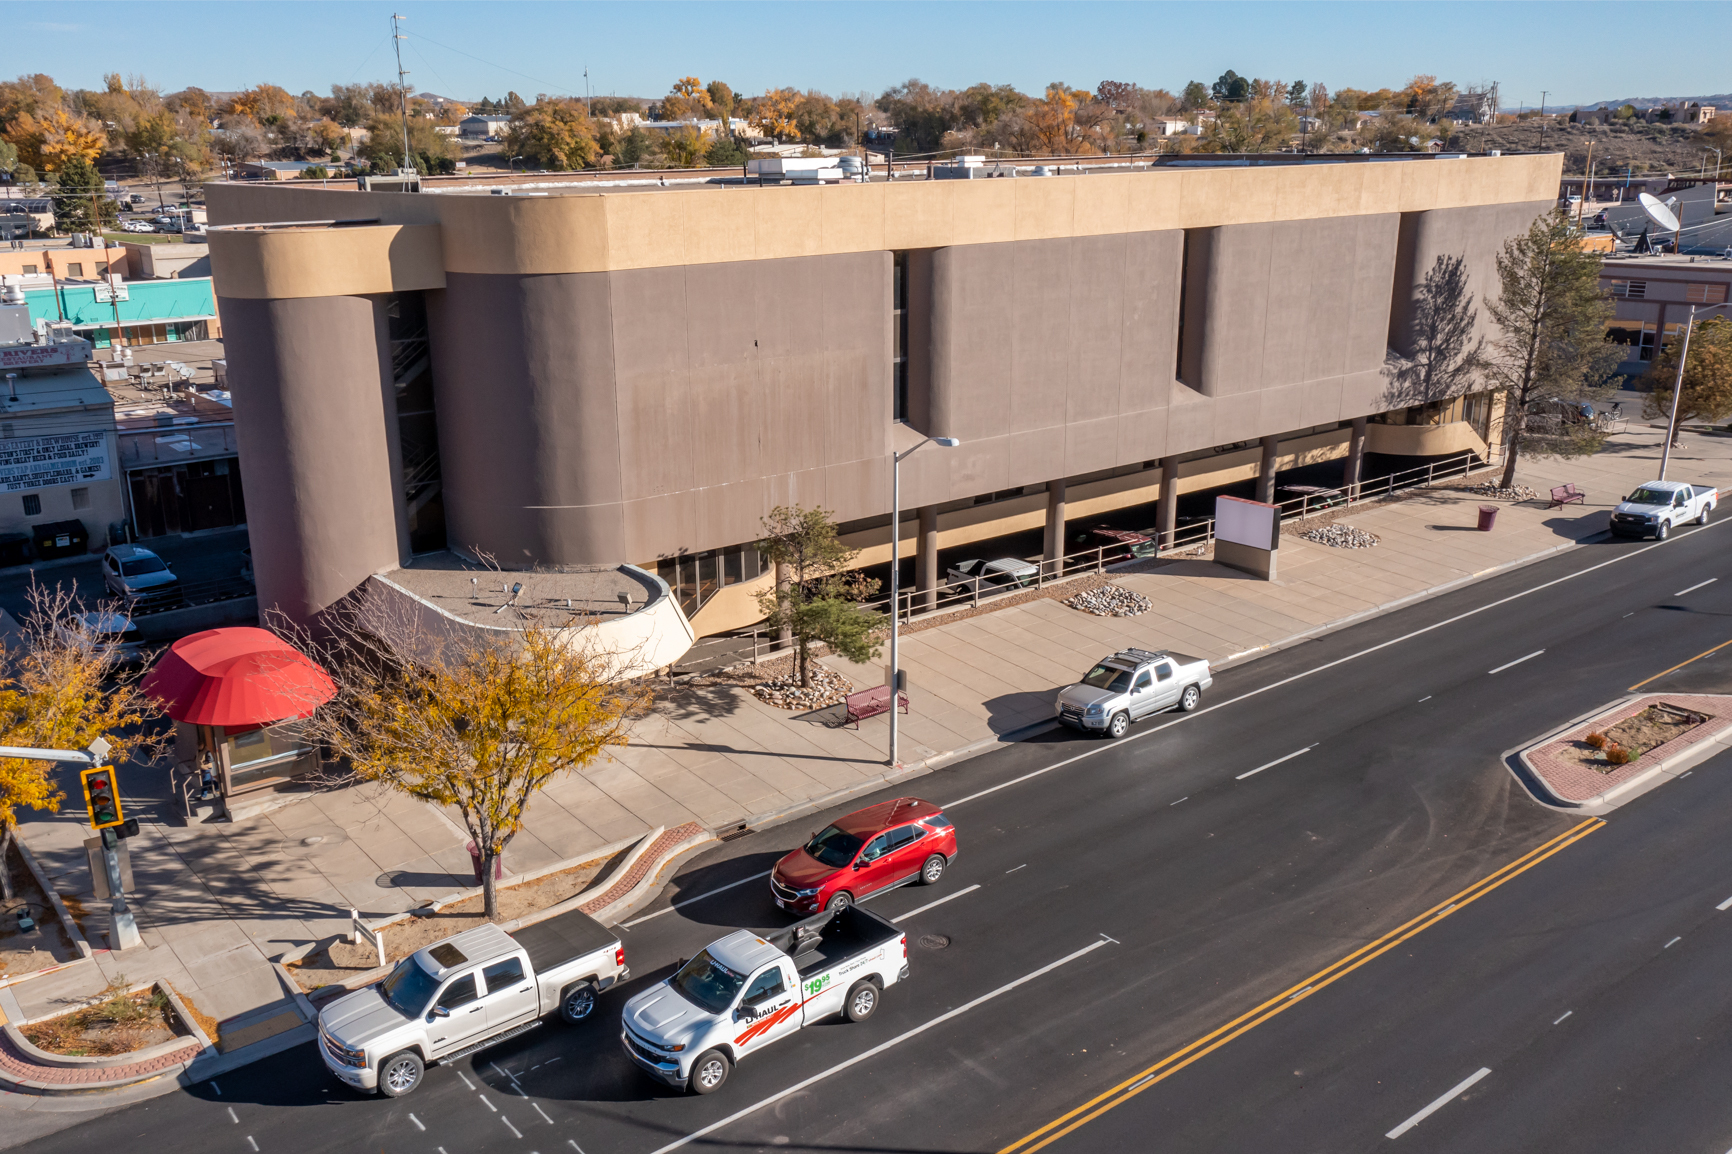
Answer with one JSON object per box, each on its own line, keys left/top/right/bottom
{"left": 1549, "top": 483, "right": 1586, "bottom": 508}
{"left": 841, "top": 685, "right": 909, "bottom": 729}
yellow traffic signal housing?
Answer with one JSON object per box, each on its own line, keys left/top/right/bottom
{"left": 80, "top": 766, "right": 124, "bottom": 830}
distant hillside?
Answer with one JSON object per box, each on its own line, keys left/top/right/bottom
{"left": 1580, "top": 94, "right": 1732, "bottom": 111}
{"left": 1453, "top": 119, "right": 1717, "bottom": 176}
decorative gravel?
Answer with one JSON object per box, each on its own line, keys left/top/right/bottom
{"left": 1064, "top": 585, "right": 1153, "bottom": 617}
{"left": 751, "top": 664, "right": 855, "bottom": 710}
{"left": 1300, "top": 523, "right": 1381, "bottom": 549}
{"left": 1464, "top": 482, "right": 1538, "bottom": 502}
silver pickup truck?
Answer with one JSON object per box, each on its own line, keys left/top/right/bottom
{"left": 1055, "top": 647, "right": 1212, "bottom": 738}
{"left": 317, "top": 908, "right": 627, "bottom": 1097}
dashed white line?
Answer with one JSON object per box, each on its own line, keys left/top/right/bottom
{"left": 1553, "top": 1011, "right": 1572, "bottom": 1025}
{"left": 1170, "top": 796, "right": 1188, "bottom": 806}
{"left": 1237, "top": 745, "right": 1315, "bottom": 780}
{"left": 622, "top": 871, "right": 774, "bottom": 926}
{"left": 1386, "top": 1067, "right": 1493, "bottom": 1139}
{"left": 532, "top": 1103, "right": 553, "bottom": 1125}
{"left": 1488, "top": 650, "right": 1545, "bottom": 675}
{"left": 210, "top": 1081, "right": 221, "bottom": 1096}
{"left": 246, "top": 1139, "right": 258, "bottom": 1152}
{"left": 458, "top": 1070, "right": 476, "bottom": 1090}
{"left": 503, "top": 1117, "right": 523, "bottom": 1138}
{"left": 895, "top": 885, "right": 980, "bottom": 922}
{"left": 1675, "top": 578, "right": 1718, "bottom": 597}
{"left": 1005, "top": 864, "right": 1027, "bottom": 874}
{"left": 409, "top": 1114, "right": 426, "bottom": 1131}
{"left": 492, "top": 1061, "right": 520, "bottom": 1084}
{"left": 1665, "top": 936, "right": 1682, "bottom": 949}
{"left": 569, "top": 1142, "right": 586, "bottom": 1153}
{"left": 1417, "top": 696, "right": 1432, "bottom": 703}
{"left": 1718, "top": 895, "right": 1732, "bottom": 911}
{"left": 480, "top": 1095, "right": 497, "bottom": 1112}
{"left": 227, "top": 1107, "right": 238, "bottom": 1124}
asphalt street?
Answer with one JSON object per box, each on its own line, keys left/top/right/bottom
{"left": 16, "top": 510, "right": 1732, "bottom": 1154}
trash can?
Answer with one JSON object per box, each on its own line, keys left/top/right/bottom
{"left": 467, "top": 841, "right": 504, "bottom": 884}
{"left": 1477, "top": 504, "right": 1499, "bottom": 531}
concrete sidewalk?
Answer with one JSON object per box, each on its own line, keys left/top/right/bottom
{"left": 8, "top": 413, "right": 1726, "bottom": 1077}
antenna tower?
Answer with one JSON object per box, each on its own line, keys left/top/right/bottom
{"left": 392, "top": 13, "right": 412, "bottom": 172}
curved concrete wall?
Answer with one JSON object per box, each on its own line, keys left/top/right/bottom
{"left": 220, "top": 294, "right": 404, "bottom": 622}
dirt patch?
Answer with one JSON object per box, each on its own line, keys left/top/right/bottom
{"left": 0, "top": 844, "right": 80, "bottom": 981}
{"left": 168, "top": 984, "right": 222, "bottom": 1048}
{"left": 287, "top": 852, "right": 615, "bottom": 993}
{"left": 20, "top": 981, "right": 184, "bottom": 1057}
{"left": 1559, "top": 703, "right": 1707, "bottom": 774}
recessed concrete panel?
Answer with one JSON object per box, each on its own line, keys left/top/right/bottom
{"left": 1388, "top": 200, "right": 1553, "bottom": 355}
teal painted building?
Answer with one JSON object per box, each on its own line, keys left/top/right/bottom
{"left": 22, "top": 278, "right": 219, "bottom": 347}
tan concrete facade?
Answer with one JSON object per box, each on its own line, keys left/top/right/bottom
{"left": 204, "top": 155, "right": 1561, "bottom": 623}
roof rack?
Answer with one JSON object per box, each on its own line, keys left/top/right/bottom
{"left": 1116, "top": 648, "right": 1167, "bottom": 664}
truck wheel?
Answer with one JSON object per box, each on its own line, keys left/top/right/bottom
{"left": 844, "top": 980, "right": 879, "bottom": 1022}
{"left": 1699, "top": 506, "right": 1711, "bottom": 525}
{"left": 1107, "top": 711, "right": 1130, "bottom": 739}
{"left": 918, "top": 854, "right": 946, "bottom": 885}
{"left": 826, "top": 891, "right": 853, "bottom": 912}
{"left": 1657, "top": 520, "right": 1670, "bottom": 540}
{"left": 689, "top": 1050, "right": 730, "bottom": 1095}
{"left": 1179, "top": 685, "right": 1202, "bottom": 712}
{"left": 377, "top": 1050, "right": 424, "bottom": 1098}
{"left": 559, "top": 981, "right": 598, "bottom": 1024}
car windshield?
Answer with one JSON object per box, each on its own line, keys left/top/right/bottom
{"left": 379, "top": 957, "right": 440, "bottom": 1017}
{"left": 669, "top": 949, "right": 746, "bottom": 1014}
{"left": 120, "top": 557, "right": 167, "bottom": 576}
{"left": 804, "top": 824, "right": 865, "bottom": 868}
{"left": 1626, "top": 488, "right": 1673, "bottom": 506}
{"left": 1079, "top": 664, "right": 1133, "bottom": 693}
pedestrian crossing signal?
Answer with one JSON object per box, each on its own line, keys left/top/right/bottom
{"left": 80, "top": 766, "right": 124, "bottom": 830}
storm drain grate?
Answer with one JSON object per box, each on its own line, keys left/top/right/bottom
{"left": 918, "top": 934, "right": 951, "bottom": 950}
{"left": 719, "top": 825, "right": 756, "bottom": 842}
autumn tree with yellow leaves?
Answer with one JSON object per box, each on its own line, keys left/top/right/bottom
{"left": 502, "top": 98, "right": 598, "bottom": 171}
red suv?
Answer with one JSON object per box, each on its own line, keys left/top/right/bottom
{"left": 770, "top": 797, "right": 957, "bottom": 915}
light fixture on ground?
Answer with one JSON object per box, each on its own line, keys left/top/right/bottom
{"left": 887, "top": 434, "right": 960, "bottom": 768}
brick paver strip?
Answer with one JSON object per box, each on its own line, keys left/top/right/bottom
{"left": 1522, "top": 695, "right": 1732, "bottom": 803}
{"left": 579, "top": 822, "right": 705, "bottom": 916}
{"left": 0, "top": 1030, "right": 199, "bottom": 1087}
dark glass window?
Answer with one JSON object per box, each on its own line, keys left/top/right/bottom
{"left": 21, "top": 494, "right": 40, "bottom": 516}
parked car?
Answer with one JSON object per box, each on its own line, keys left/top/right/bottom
{"left": 53, "top": 611, "right": 145, "bottom": 666}
{"left": 127, "top": 192, "right": 146, "bottom": 204}
{"left": 1610, "top": 481, "right": 1717, "bottom": 540}
{"left": 317, "top": 908, "right": 628, "bottom": 1097}
{"left": 947, "top": 557, "right": 1039, "bottom": 594}
{"left": 1055, "top": 647, "right": 1212, "bottom": 738}
{"left": 101, "top": 545, "right": 180, "bottom": 610}
{"left": 770, "top": 797, "right": 957, "bottom": 915}
{"left": 1071, "top": 526, "right": 1158, "bottom": 561}
{"left": 154, "top": 219, "right": 182, "bottom": 233}
{"left": 622, "top": 905, "right": 908, "bottom": 1094}
{"left": 120, "top": 219, "right": 154, "bottom": 233}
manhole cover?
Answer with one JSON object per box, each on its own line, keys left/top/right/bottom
{"left": 375, "top": 871, "right": 406, "bottom": 889}
{"left": 917, "top": 934, "right": 950, "bottom": 950}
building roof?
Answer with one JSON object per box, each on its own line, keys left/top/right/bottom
{"left": 0, "top": 365, "right": 114, "bottom": 417}
{"left": 1601, "top": 253, "right": 1732, "bottom": 272}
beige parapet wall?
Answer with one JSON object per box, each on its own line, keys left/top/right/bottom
{"left": 205, "top": 154, "right": 1561, "bottom": 294}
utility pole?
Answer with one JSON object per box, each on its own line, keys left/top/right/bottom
{"left": 584, "top": 66, "right": 591, "bottom": 117}
{"left": 392, "top": 13, "right": 412, "bottom": 172}
{"left": 1538, "top": 91, "right": 1549, "bottom": 150}
{"left": 1577, "top": 140, "right": 1593, "bottom": 230}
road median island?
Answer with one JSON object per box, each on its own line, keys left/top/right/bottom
{"left": 1509, "top": 693, "right": 1732, "bottom": 813}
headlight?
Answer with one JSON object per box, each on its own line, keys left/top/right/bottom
{"left": 1085, "top": 704, "right": 1105, "bottom": 716}
{"left": 794, "top": 887, "right": 820, "bottom": 897}
{"left": 653, "top": 1039, "right": 686, "bottom": 1052}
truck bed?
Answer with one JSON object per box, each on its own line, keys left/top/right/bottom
{"left": 512, "top": 908, "right": 617, "bottom": 973}
{"left": 766, "top": 906, "right": 900, "bottom": 979}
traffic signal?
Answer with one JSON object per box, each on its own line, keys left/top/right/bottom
{"left": 80, "top": 766, "right": 124, "bottom": 830}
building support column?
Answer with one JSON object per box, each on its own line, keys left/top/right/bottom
{"left": 1255, "top": 434, "right": 1280, "bottom": 505}
{"left": 915, "top": 504, "right": 939, "bottom": 612}
{"left": 1043, "top": 478, "right": 1067, "bottom": 575}
{"left": 1157, "top": 456, "right": 1179, "bottom": 549}
{"left": 1343, "top": 416, "right": 1367, "bottom": 499}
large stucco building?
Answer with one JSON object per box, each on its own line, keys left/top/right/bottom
{"left": 205, "top": 153, "right": 1560, "bottom": 648}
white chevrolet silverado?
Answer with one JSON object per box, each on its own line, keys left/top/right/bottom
{"left": 1610, "top": 480, "right": 1717, "bottom": 540}
{"left": 317, "top": 908, "right": 626, "bottom": 1097}
{"left": 621, "top": 905, "right": 908, "bottom": 1094}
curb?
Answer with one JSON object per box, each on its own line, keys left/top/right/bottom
{"left": 0, "top": 981, "right": 206, "bottom": 1095}
{"left": 1504, "top": 694, "right": 1732, "bottom": 815}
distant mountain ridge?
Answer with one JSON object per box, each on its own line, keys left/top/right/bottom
{"left": 1577, "top": 94, "right": 1732, "bottom": 111}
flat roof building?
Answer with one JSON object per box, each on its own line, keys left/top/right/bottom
{"left": 204, "top": 152, "right": 1561, "bottom": 653}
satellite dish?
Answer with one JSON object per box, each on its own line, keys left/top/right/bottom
{"left": 1639, "top": 192, "right": 1680, "bottom": 232}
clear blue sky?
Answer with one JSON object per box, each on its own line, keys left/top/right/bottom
{"left": 10, "top": 1, "right": 1729, "bottom": 109}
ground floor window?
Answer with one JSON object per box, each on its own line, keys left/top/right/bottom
{"left": 128, "top": 457, "right": 246, "bottom": 538}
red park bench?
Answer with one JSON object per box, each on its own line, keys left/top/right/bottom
{"left": 1549, "top": 483, "right": 1586, "bottom": 509}
{"left": 841, "top": 685, "right": 910, "bottom": 729}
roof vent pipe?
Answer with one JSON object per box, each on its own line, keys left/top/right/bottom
{"left": 6, "top": 374, "right": 17, "bottom": 401}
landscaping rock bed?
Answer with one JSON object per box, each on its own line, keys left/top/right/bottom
{"left": 750, "top": 664, "right": 855, "bottom": 710}
{"left": 1064, "top": 585, "right": 1152, "bottom": 617}
{"left": 1462, "top": 482, "right": 1538, "bottom": 502}
{"left": 1300, "top": 524, "right": 1381, "bottom": 549}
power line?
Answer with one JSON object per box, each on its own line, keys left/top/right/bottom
{"left": 408, "top": 31, "right": 577, "bottom": 98}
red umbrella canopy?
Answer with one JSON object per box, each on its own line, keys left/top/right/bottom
{"left": 142, "top": 627, "right": 337, "bottom": 727}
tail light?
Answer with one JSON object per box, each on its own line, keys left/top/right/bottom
{"left": 902, "top": 936, "right": 908, "bottom": 958}
{"left": 615, "top": 946, "right": 626, "bottom": 967}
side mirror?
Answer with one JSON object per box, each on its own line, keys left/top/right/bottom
{"left": 429, "top": 1006, "right": 450, "bottom": 1020}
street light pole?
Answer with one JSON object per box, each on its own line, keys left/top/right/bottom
{"left": 887, "top": 433, "right": 960, "bottom": 768}
{"left": 1659, "top": 303, "right": 1730, "bottom": 481}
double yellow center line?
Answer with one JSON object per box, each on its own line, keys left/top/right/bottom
{"left": 998, "top": 816, "right": 1607, "bottom": 1154}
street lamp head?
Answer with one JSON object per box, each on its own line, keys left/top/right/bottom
{"left": 933, "top": 437, "right": 962, "bottom": 448}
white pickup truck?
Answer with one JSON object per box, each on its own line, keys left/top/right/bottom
{"left": 1610, "top": 480, "right": 1718, "bottom": 540}
{"left": 621, "top": 905, "right": 908, "bottom": 1094}
{"left": 317, "top": 909, "right": 627, "bottom": 1097}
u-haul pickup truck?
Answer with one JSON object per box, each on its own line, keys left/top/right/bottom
{"left": 621, "top": 905, "right": 908, "bottom": 1094}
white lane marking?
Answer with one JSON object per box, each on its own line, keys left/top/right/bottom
{"left": 1553, "top": 1011, "right": 1572, "bottom": 1025}
{"left": 409, "top": 1114, "right": 426, "bottom": 1131}
{"left": 1005, "top": 864, "right": 1027, "bottom": 874}
{"left": 247, "top": 1139, "right": 258, "bottom": 1152}
{"left": 1237, "top": 745, "right": 1316, "bottom": 780}
{"left": 1488, "top": 650, "right": 1545, "bottom": 675}
{"left": 1682, "top": 771, "right": 1693, "bottom": 778}
{"left": 491, "top": 1061, "right": 520, "bottom": 1084}
{"left": 1717, "top": 895, "right": 1732, "bottom": 911}
{"left": 1417, "top": 696, "right": 1432, "bottom": 703}
{"left": 1386, "top": 1067, "right": 1493, "bottom": 1139}
{"left": 1665, "top": 936, "right": 1682, "bottom": 948}
{"left": 622, "top": 871, "right": 774, "bottom": 926}
{"left": 227, "top": 1107, "right": 238, "bottom": 1124}
{"left": 503, "top": 1117, "right": 523, "bottom": 1139}
{"left": 944, "top": 526, "right": 1724, "bottom": 811}
{"left": 480, "top": 1095, "right": 497, "bottom": 1112}
{"left": 532, "top": 1103, "right": 553, "bottom": 1125}
{"left": 894, "top": 885, "right": 980, "bottom": 922}
{"left": 512, "top": 1086, "right": 529, "bottom": 1098}
{"left": 643, "top": 938, "right": 1114, "bottom": 1154}
{"left": 1675, "top": 578, "right": 1717, "bottom": 597}
{"left": 1170, "top": 796, "right": 1188, "bottom": 806}
{"left": 1624, "top": 612, "right": 1634, "bottom": 618}
{"left": 458, "top": 1070, "right": 476, "bottom": 1090}
{"left": 569, "top": 1142, "right": 586, "bottom": 1153}
{"left": 210, "top": 1081, "right": 221, "bottom": 1095}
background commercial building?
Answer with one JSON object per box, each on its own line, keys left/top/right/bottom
{"left": 204, "top": 153, "right": 1560, "bottom": 654}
